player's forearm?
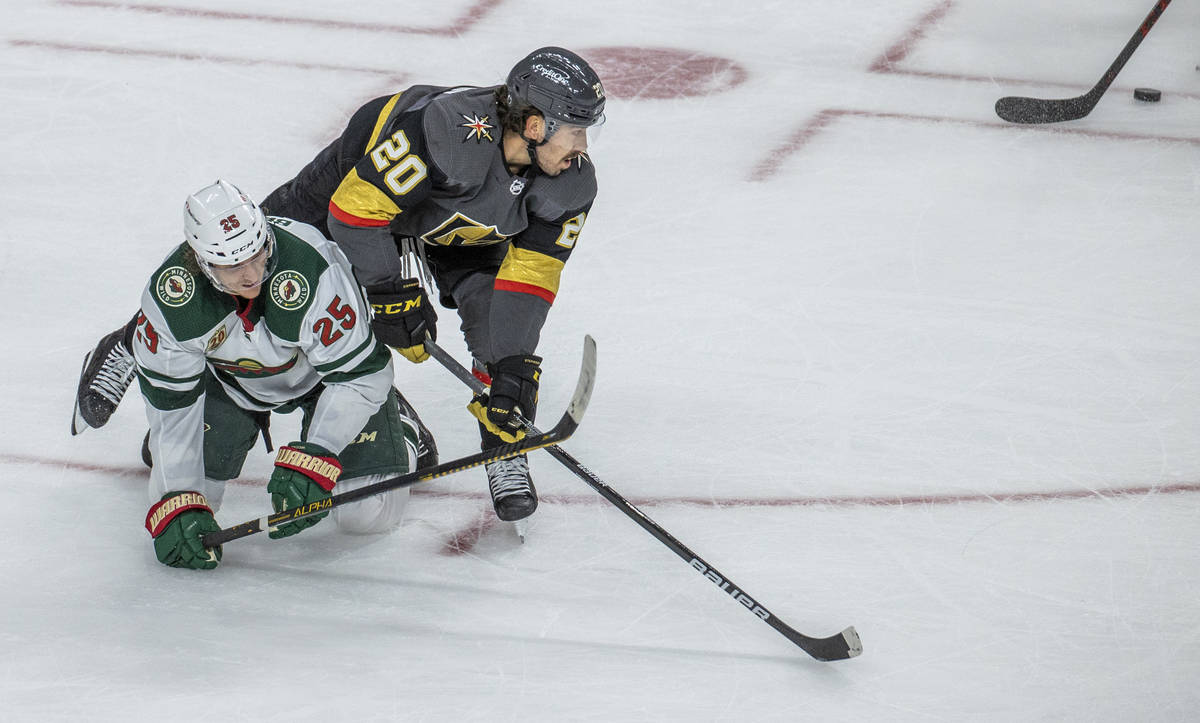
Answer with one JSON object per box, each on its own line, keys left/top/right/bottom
{"left": 326, "top": 215, "right": 407, "bottom": 288}
{"left": 488, "top": 289, "right": 550, "bottom": 360}
{"left": 144, "top": 402, "right": 208, "bottom": 503}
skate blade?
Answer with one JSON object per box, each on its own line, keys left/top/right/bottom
{"left": 70, "top": 401, "right": 89, "bottom": 436}
{"left": 69, "top": 350, "right": 94, "bottom": 436}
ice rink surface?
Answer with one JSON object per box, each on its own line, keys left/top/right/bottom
{"left": 3, "top": 0, "right": 1200, "bottom": 719}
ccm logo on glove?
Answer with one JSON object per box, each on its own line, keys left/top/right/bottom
{"left": 367, "top": 278, "right": 437, "bottom": 364}
{"left": 374, "top": 298, "right": 423, "bottom": 315}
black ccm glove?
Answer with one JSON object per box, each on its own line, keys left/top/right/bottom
{"left": 468, "top": 354, "right": 541, "bottom": 443}
{"left": 368, "top": 279, "right": 437, "bottom": 363}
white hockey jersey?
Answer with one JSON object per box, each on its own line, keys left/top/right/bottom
{"left": 133, "top": 217, "right": 394, "bottom": 501}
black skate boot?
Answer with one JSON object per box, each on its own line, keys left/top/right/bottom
{"left": 71, "top": 320, "right": 138, "bottom": 435}
{"left": 485, "top": 453, "right": 538, "bottom": 522}
{"left": 141, "top": 430, "right": 153, "bottom": 468}
{"left": 394, "top": 389, "right": 438, "bottom": 469}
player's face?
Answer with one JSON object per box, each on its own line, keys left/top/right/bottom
{"left": 536, "top": 124, "right": 589, "bottom": 176}
{"left": 209, "top": 246, "right": 270, "bottom": 299}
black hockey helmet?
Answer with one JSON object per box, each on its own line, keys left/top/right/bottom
{"left": 506, "top": 47, "right": 606, "bottom": 128}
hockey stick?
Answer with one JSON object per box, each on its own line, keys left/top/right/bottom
{"left": 425, "top": 339, "right": 862, "bottom": 662}
{"left": 200, "top": 335, "right": 596, "bottom": 548}
{"left": 995, "top": 0, "right": 1171, "bottom": 124}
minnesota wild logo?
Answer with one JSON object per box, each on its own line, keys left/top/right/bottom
{"left": 155, "top": 266, "right": 194, "bottom": 307}
{"left": 210, "top": 354, "right": 299, "bottom": 377}
{"left": 270, "top": 271, "right": 309, "bottom": 310}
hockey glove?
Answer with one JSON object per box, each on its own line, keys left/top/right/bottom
{"left": 267, "top": 442, "right": 341, "bottom": 539}
{"left": 145, "top": 491, "right": 222, "bottom": 570}
{"left": 368, "top": 278, "right": 437, "bottom": 363}
{"left": 467, "top": 354, "right": 541, "bottom": 443}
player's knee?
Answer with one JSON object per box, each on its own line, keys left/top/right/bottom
{"left": 332, "top": 476, "right": 410, "bottom": 534}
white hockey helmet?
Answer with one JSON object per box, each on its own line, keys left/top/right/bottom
{"left": 183, "top": 180, "right": 276, "bottom": 291}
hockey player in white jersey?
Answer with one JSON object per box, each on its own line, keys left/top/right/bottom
{"left": 73, "top": 47, "right": 605, "bottom": 527}
{"left": 138, "top": 180, "right": 417, "bottom": 569}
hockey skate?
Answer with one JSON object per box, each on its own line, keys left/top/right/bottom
{"left": 394, "top": 389, "right": 438, "bottom": 469}
{"left": 71, "top": 325, "right": 137, "bottom": 435}
{"left": 485, "top": 454, "right": 538, "bottom": 523}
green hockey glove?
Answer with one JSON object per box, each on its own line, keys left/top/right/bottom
{"left": 467, "top": 354, "right": 541, "bottom": 443}
{"left": 368, "top": 278, "right": 437, "bottom": 363}
{"left": 267, "top": 442, "right": 341, "bottom": 539}
{"left": 145, "top": 491, "right": 222, "bottom": 570}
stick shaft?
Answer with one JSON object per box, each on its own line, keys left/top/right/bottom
{"left": 201, "top": 336, "right": 596, "bottom": 547}
{"left": 425, "top": 339, "right": 861, "bottom": 661}
{"left": 995, "top": 0, "right": 1171, "bottom": 124}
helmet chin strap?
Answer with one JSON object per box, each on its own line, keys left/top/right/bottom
{"left": 521, "top": 117, "right": 552, "bottom": 179}
{"left": 522, "top": 135, "right": 544, "bottom": 178}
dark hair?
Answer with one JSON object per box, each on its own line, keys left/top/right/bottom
{"left": 180, "top": 243, "right": 203, "bottom": 275}
{"left": 493, "top": 85, "right": 542, "bottom": 136}
{"left": 179, "top": 244, "right": 214, "bottom": 288}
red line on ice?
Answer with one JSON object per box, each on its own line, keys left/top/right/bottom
{"left": 751, "top": 107, "right": 1200, "bottom": 181}
{"left": 868, "top": 0, "right": 957, "bottom": 72}
{"left": 54, "top": 0, "right": 506, "bottom": 37}
{"left": 751, "top": 0, "right": 1200, "bottom": 181}
{"left": 8, "top": 39, "right": 402, "bottom": 77}
{"left": 13, "top": 452, "right": 1198, "bottom": 508}
{"left": 15, "top": 451, "right": 1196, "bottom": 554}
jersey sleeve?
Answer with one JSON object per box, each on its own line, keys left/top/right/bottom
{"left": 133, "top": 288, "right": 210, "bottom": 503}
{"left": 296, "top": 248, "right": 395, "bottom": 455}
{"left": 326, "top": 96, "right": 437, "bottom": 288}
{"left": 488, "top": 165, "right": 596, "bottom": 359}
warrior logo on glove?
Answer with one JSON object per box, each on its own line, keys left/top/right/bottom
{"left": 267, "top": 442, "right": 342, "bottom": 538}
{"left": 145, "top": 491, "right": 222, "bottom": 570}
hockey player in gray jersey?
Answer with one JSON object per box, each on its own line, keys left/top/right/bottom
{"left": 137, "top": 180, "right": 416, "bottom": 569}
{"left": 73, "top": 47, "right": 606, "bottom": 525}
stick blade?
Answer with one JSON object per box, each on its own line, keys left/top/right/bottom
{"left": 837, "top": 626, "right": 863, "bottom": 659}
{"left": 785, "top": 624, "right": 863, "bottom": 661}
{"left": 566, "top": 335, "right": 597, "bottom": 426}
{"left": 995, "top": 95, "right": 1093, "bottom": 124}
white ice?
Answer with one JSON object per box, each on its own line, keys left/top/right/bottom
{"left": 3, "top": 0, "right": 1200, "bottom": 720}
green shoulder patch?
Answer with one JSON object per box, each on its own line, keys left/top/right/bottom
{"left": 155, "top": 266, "right": 195, "bottom": 307}
{"left": 263, "top": 221, "right": 332, "bottom": 341}
{"left": 270, "top": 270, "right": 310, "bottom": 310}
{"left": 148, "top": 244, "right": 234, "bottom": 342}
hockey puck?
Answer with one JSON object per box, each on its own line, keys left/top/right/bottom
{"left": 1133, "top": 87, "right": 1162, "bottom": 102}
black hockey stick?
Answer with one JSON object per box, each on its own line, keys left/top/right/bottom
{"left": 200, "top": 335, "right": 596, "bottom": 548}
{"left": 425, "top": 339, "right": 862, "bottom": 662}
{"left": 995, "top": 0, "right": 1171, "bottom": 124}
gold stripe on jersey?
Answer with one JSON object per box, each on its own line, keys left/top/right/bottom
{"left": 329, "top": 167, "right": 402, "bottom": 226}
{"left": 495, "top": 246, "right": 565, "bottom": 302}
{"left": 366, "top": 93, "right": 404, "bottom": 151}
